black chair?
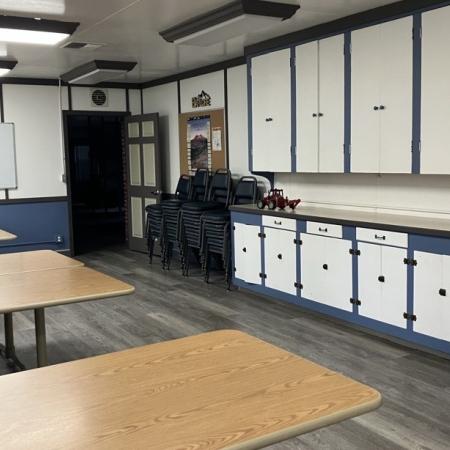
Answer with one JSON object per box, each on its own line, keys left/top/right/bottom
{"left": 200, "top": 176, "right": 258, "bottom": 285}
{"left": 160, "top": 169, "right": 209, "bottom": 269}
{"left": 145, "top": 174, "right": 191, "bottom": 263}
{"left": 179, "top": 169, "right": 232, "bottom": 276}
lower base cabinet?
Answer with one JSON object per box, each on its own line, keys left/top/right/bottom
{"left": 233, "top": 222, "right": 261, "bottom": 285}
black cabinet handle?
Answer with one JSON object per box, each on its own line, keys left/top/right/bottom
{"left": 312, "top": 113, "right": 318, "bottom": 117}
{"left": 265, "top": 117, "right": 273, "bottom": 122}
{"left": 439, "top": 289, "right": 446, "bottom": 297}
{"left": 379, "top": 105, "right": 385, "bottom": 110}
{"left": 378, "top": 275, "right": 385, "bottom": 283}
{"left": 277, "top": 254, "right": 283, "bottom": 260}
{"left": 319, "top": 227, "right": 328, "bottom": 233}
{"left": 373, "top": 106, "right": 379, "bottom": 111}
{"left": 318, "top": 113, "right": 324, "bottom": 117}
{"left": 274, "top": 220, "right": 282, "bottom": 225}
{"left": 375, "top": 234, "right": 386, "bottom": 241}
{"left": 323, "top": 264, "right": 328, "bottom": 270}
{"left": 242, "top": 247, "right": 247, "bottom": 253}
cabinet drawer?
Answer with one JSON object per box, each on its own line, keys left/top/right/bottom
{"left": 262, "top": 215, "right": 296, "bottom": 231}
{"left": 356, "top": 227, "right": 407, "bottom": 248}
{"left": 306, "top": 221, "right": 342, "bottom": 238}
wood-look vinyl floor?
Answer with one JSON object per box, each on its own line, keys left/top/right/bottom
{"left": 1, "top": 246, "right": 449, "bottom": 450}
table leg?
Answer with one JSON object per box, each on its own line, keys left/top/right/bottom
{"left": 0, "top": 313, "right": 26, "bottom": 371}
{"left": 34, "top": 308, "right": 48, "bottom": 367}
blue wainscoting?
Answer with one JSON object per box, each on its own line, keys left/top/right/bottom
{"left": 0, "top": 200, "right": 70, "bottom": 253}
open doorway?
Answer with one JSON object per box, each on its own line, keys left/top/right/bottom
{"left": 65, "top": 112, "right": 128, "bottom": 255}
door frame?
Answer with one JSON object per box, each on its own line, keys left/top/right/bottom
{"left": 63, "top": 110, "right": 130, "bottom": 256}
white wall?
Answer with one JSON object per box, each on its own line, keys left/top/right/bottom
{"left": 71, "top": 87, "right": 127, "bottom": 112}
{"left": 129, "top": 89, "right": 142, "bottom": 116}
{"left": 180, "top": 71, "right": 224, "bottom": 113}
{"left": 3, "top": 84, "right": 67, "bottom": 199}
{"left": 143, "top": 82, "right": 179, "bottom": 192}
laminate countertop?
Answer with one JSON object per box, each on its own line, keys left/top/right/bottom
{"left": 230, "top": 204, "right": 450, "bottom": 238}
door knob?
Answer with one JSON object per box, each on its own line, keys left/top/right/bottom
{"left": 277, "top": 254, "right": 283, "bottom": 260}
{"left": 242, "top": 247, "right": 247, "bottom": 253}
{"left": 378, "top": 275, "right": 385, "bottom": 283}
{"left": 323, "top": 264, "right": 328, "bottom": 270}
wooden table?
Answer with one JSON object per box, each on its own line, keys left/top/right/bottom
{"left": 0, "top": 330, "right": 381, "bottom": 449}
{"left": 0, "top": 266, "right": 134, "bottom": 369}
{"left": 0, "top": 229, "right": 16, "bottom": 241}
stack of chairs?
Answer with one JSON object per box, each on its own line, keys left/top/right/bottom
{"left": 200, "top": 176, "right": 258, "bottom": 286}
{"left": 179, "top": 169, "right": 232, "bottom": 276}
{"left": 161, "top": 169, "right": 209, "bottom": 270}
{"left": 145, "top": 175, "right": 191, "bottom": 264}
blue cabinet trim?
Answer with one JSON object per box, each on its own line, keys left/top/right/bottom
{"left": 412, "top": 13, "right": 422, "bottom": 174}
{"left": 344, "top": 32, "right": 352, "bottom": 173}
{"left": 290, "top": 47, "right": 297, "bottom": 173}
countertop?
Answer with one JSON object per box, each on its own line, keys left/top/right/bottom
{"left": 230, "top": 204, "right": 450, "bottom": 238}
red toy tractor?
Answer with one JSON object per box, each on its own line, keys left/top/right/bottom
{"left": 257, "top": 188, "right": 301, "bottom": 210}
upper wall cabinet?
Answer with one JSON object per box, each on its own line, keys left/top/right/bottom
{"left": 351, "top": 17, "right": 413, "bottom": 173}
{"left": 251, "top": 48, "right": 292, "bottom": 172}
{"left": 421, "top": 6, "right": 450, "bottom": 174}
{"left": 296, "top": 35, "right": 345, "bottom": 173}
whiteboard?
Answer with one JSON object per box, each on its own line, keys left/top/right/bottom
{"left": 0, "top": 122, "right": 17, "bottom": 189}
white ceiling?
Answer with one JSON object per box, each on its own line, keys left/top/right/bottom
{"left": 0, "top": 0, "right": 397, "bottom": 83}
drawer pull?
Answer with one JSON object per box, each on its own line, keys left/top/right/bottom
{"left": 318, "top": 227, "right": 328, "bottom": 233}
{"left": 274, "top": 220, "right": 282, "bottom": 225}
{"left": 277, "top": 254, "right": 282, "bottom": 260}
{"left": 374, "top": 234, "right": 386, "bottom": 241}
{"left": 242, "top": 247, "right": 247, "bottom": 253}
{"left": 265, "top": 117, "right": 273, "bottom": 122}
{"left": 439, "top": 289, "right": 446, "bottom": 297}
{"left": 378, "top": 275, "right": 385, "bottom": 283}
{"left": 323, "top": 264, "right": 328, "bottom": 270}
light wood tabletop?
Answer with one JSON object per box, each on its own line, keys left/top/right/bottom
{"left": 0, "top": 229, "right": 16, "bottom": 241}
{"left": 0, "top": 250, "right": 83, "bottom": 276}
{"left": 0, "top": 266, "right": 134, "bottom": 314}
{"left": 0, "top": 330, "right": 381, "bottom": 450}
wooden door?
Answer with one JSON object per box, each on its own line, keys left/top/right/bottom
{"left": 125, "top": 113, "right": 161, "bottom": 252}
{"left": 296, "top": 41, "right": 319, "bottom": 172}
{"left": 318, "top": 34, "right": 345, "bottom": 173}
{"left": 233, "top": 223, "right": 261, "bottom": 285}
{"left": 414, "top": 251, "right": 450, "bottom": 342}
{"left": 351, "top": 24, "right": 381, "bottom": 173}
{"left": 251, "top": 48, "right": 292, "bottom": 172}
{"left": 421, "top": 6, "right": 450, "bottom": 174}
{"left": 378, "top": 17, "right": 412, "bottom": 174}
{"left": 300, "top": 233, "right": 326, "bottom": 303}
{"left": 264, "top": 227, "right": 297, "bottom": 295}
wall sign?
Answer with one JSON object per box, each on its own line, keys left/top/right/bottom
{"left": 192, "top": 90, "right": 211, "bottom": 109}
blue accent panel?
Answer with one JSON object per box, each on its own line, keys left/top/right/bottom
{"left": 406, "top": 245, "right": 415, "bottom": 332}
{"left": 260, "top": 225, "right": 266, "bottom": 287}
{"left": 409, "top": 233, "right": 450, "bottom": 255}
{"left": 0, "top": 201, "right": 70, "bottom": 253}
{"left": 230, "top": 212, "right": 261, "bottom": 226}
{"left": 343, "top": 225, "right": 355, "bottom": 241}
{"left": 297, "top": 220, "right": 306, "bottom": 233}
{"left": 290, "top": 46, "right": 297, "bottom": 173}
{"left": 344, "top": 32, "right": 352, "bottom": 173}
{"left": 412, "top": 13, "right": 422, "bottom": 174}
{"left": 247, "top": 58, "right": 253, "bottom": 172}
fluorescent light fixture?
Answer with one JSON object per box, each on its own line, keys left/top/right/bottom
{"left": 160, "top": 0, "right": 300, "bottom": 46}
{"left": 61, "top": 60, "right": 137, "bottom": 85}
{"left": 0, "top": 59, "right": 17, "bottom": 76}
{"left": 0, "top": 0, "right": 66, "bottom": 15}
{"left": 0, "top": 15, "right": 78, "bottom": 46}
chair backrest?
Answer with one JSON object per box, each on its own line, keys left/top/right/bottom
{"left": 175, "top": 174, "right": 191, "bottom": 200}
{"left": 233, "top": 176, "right": 258, "bottom": 205}
{"left": 190, "top": 168, "right": 209, "bottom": 201}
{"left": 208, "top": 169, "right": 232, "bottom": 206}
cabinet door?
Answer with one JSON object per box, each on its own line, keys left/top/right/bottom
{"left": 251, "top": 49, "right": 292, "bottom": 172}
{"left": 233, "top": 223, "right": 261, "bottom": 285}
{"left": 421, "top": 6, "right": 450, "bottom": 174}
{"left": 323, "top": 237, "right": 353, "bottom": 312}
{"left": 318, "top": 34, "right": 345, "bottom": 173}
{"left": 300, "top": 233, "right": 326, "bottom": 302}
{"left": 378, "top": 17, "right": 412, "bottom": 174}
{"left": 351, "top": 24, "right": 381, "bottom": 173}
{"left": 414, "top": 251, "right": 450, "bottom": 342}
{"left": 296, "top": 41, "right": 319, "bottom": 172}
{"left": 264, "top": 228, "right": 297, "bottom": 295}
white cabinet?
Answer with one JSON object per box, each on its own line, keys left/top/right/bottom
{"left": 414, "top": 251, "right": 450, "bottom": 342}
{"left": 251, "top": 48, "right": 292, "bottom": 172}
{"left": 351, "top": 17, "right": 412, "bottom": 173}
{"left": 301, "top": 233, "right": 353, "bottom": 311}
{"left": 233, "top": 223, "right": 261, "bottom": 285}
{"left": 421, "top": 6, "right": 450, "bottom": 174}
{"left": 358, "top": 243, "right": 407, "bottom": 328}
{"left": 296, "top": 35, "right": 344, "bottom": 173}
{"left": 264, "top": 227, "right": 297, "bottom": 295}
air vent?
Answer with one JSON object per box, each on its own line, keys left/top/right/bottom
{"left": 61, "top": 41, "right": 104, "bottom": 50}
{"left": 91, "top": 89, "right": 108, "bottom": 107}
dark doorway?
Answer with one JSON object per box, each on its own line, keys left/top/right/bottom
{"left": 66, "top": 113, "right": 127, "bottom": 255}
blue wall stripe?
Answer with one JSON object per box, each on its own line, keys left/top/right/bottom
{"left": 0, "top": 201, "right": 70, "bottom": 253}
{"left": 412, "top": 13, "right": 422, "bottom": 174}
{"left": 290, "top": 46, "right": 297, "bottom": 173}
{"left": 247, "top": 59, "right": 253, "bottom": 173}
{"left": 344, "top": 32, "right": 352, "bottom": 173}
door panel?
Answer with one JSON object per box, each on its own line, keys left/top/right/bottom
{"left": 379, "top": 17, "right": 412, "bottom": 174}
{"left": 233, "top": 223, "right": 261, "bottom": 285}
{"left": 296, "top": 41, "right": 319, "bottom": 172}
{"left": 252, "top": 49, "right": 292, "bottom": 172}
{"left": 264, "top": 228, "right": 297, "bottom": 295}
{"left": 125, "top": 113, "right": 161, "bottom": 252}
{"left": 319, "top": 34, "right": 345, "bottom": 173}
{"left": 421, "top": 6, "right": 450, "bottom": 174}
{"left": 351, "top": 24, "right": 381, "bottom": 172}
{"left": 300, "top": 233, "right": 326, "bottom": 302}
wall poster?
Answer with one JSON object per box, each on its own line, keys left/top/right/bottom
{"left": 187, "top": 115, "right": 211, "bottom": 173}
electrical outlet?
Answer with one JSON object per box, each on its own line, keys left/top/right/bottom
{"left": 55, "top": 234, "right": 64, "bottom": 244}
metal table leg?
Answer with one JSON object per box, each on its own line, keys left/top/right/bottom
{"left": 0, "top": 313, "right": 26, "bottom": 371}
{"left": 34, "top": 308, "right": 48, "bottom": 367}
